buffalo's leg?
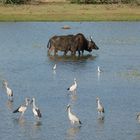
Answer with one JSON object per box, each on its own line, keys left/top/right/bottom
{"left": 48, "top": 46, "right": 54, "bottom": 55}
{"left": 54, "top": 49, "right": 58, "bottom": 55}
{"left": 71, "top": 50, "right": 75, "bottom": 56}
{"left": 82, "top": 50, "right": 84, "bottom": 55}
{"left": 78, "top": 50, "right": 81, "bottom": 56}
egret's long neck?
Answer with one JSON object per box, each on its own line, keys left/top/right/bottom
{"left": 25, "top": 100, "right": 28, "bottom": 106}
{"left": 98, "top": 67, "right": 100, "bottom": 72}
{"left": 97, "top": 100, "right": 101, "bottom": 107}
{"left": 5, "top": 84, "right": 9, "bottom": 92}
{"left": 33, "top": 100, "right": 36, "bottom": 108}
{"left": 74, "top": 81, "right": 77, "bottom": 86}
{"left": 4, "top": 83, "right": 8, "bottom": 89}
{"left": 68, "top": 107, "right": 71, "bottom": 116}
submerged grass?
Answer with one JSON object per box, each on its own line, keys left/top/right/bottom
{"left": 0, "top": 3, "right": 140, "bottom": 21}
{"left": 119, "top": 70, "right": 140, "bottom": 80}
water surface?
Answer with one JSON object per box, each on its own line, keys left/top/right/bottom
{"left": 0, "top": 22, "right": 140, "bottom": 140}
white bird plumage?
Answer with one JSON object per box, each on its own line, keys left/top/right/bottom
{"left": 3, "top": 80, "right": 13, "bottom": 101}
{"left": 96, "top": 97, "right": 105, "bottom": 116}
{"left": 136, "top": 113, "right": 140, "bottom": 121}
{"left": 13, "top": 98, "right": 30, "bottom": 119}
{"left": 32, "top": 97, "right": 42, "bottom": 119}
{"left": 67, "top": 104, "right": 82, "bottom": 125}
{"left": 53, "top": 64, "right": 56, "bottom": 70}
{"left": 97, "top": 66, "right": 102, "bottom": 73}
{"left": 67, "top": 78, "right": 77, "bottom": 93}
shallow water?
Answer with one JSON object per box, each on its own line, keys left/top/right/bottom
{"left": 0, "top": 22, "right": 140, "bottom": 140}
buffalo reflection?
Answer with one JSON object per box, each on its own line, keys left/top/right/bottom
{"left": 48, "top": 53, "right": 97, "bottom": 62}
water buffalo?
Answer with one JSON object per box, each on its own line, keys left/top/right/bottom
{"left": 47, "top": 34, "right": 75, "bottom": 55}
{"left": 73, "top": 33, "right": 99, "bottom": 55}
{"left": 47, "top": 33, "right": 99, "bottom": 56}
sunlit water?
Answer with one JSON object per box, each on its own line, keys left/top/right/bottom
{"left": 0, "top": 22, "right": 140, "bottom": 140}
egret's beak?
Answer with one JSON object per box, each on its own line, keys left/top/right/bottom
{"left": 2, "top": 80, "right": 6, "bottom": 87}
{"left": 66, "top": 105, "right": 70, "bottom": 111}
{"left": 96, "top": 98, "right": 99, "bottom": 103}
{"left": 66, "top": 106, "right": 68, "bottom": 111}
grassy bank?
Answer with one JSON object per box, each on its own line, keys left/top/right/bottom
{"left": 0, "top": 3, "right": 140, "bottom": 21}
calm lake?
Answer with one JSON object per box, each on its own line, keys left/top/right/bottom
{"left": 0, "top": 22, "right": 140, "bottom": 140}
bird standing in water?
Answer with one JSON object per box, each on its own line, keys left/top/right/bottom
{"left": 53, "top": 64, "right": 56, "bottom": 70}
{"left": 136, "top": 113, "right": 140, "bottom": 122}
{"left": 67, "top": 104, "right": 82, "bottom": 125}
{"left": 67, "top": 78, "right": 77, "bottom": 93}
{"left": 96, "top": 97, "right": 105, "bottom": 117}
{"left": 31, "top": 97, "right": 42, "bottom": 119}
{"left": 13, "top": 98, "right": 30, "bottom": 119}
{"left": 3, "top": 80, "right": 13, "bottom": 101}
{"left": 97, "top": 66, "right": 102, "bottom": 73}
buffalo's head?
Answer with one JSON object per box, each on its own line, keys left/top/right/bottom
{"left": 88, "top": 36, "right": 99, "bottom": 52}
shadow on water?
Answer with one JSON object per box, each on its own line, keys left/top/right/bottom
{"left": 47, "top": 54, "right": 97, "bottom": 62}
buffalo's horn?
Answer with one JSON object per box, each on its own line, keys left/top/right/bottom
{"left": 90, "top": 36, "right": 93, "bottom": 40}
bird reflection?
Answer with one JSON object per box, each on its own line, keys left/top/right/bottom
{"left": 66, "top": 126, "right": 81, "bottom": 140}
{"left": 53, "top": 70, "right": 56, "bottom": 75}
{"left": 34, "top": 120, "right": 42, "bottom": 127}
{"left": 97, "top": 72, "right": 101, "bottom": 81}
{"left": 135, "top": 132, "right": 140, "bottom": 140}
{"left": 6, "top": 100, "right": 13, "bottom": 111}
{"left": 96, "top": 116, "right": 105, "bottom": 133}
{"left": 69, "top": 94, "right": 77, "bottom": 103}
{"left": 97, "top": 116, "right": 105, "bottom": 124}
{"left": 13, "top": 117, "right": 26, "bottom": 127}
{"left": 13, "top": 117, "right": 42, "bottom": 139}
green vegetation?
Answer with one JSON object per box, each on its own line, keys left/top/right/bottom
{"left": 119, "top": 70, "right": 140, "bottom": 79}
{"left": 0, "top": 3, "right": 139, "bottom": 21}
{"left": 70, "top": 0, "right": 140, "bottom": 4}
{"left": 0, "top": 0, "right": 30, "bottom": 4}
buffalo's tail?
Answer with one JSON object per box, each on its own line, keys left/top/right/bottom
{"left": 47, "top": 39, "right": 50, "bottom": 48}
